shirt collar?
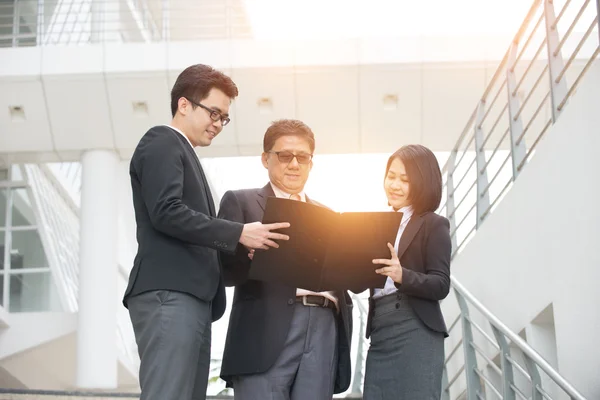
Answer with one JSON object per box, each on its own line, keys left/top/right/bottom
{"left": 270, "top": 182, "right": 306, "bottom": 202}
{"left": 165, "top": 125, "right": 194, "bottom": 149}
{"left": 392, "top": 205, "right": 414, "bottom": 223}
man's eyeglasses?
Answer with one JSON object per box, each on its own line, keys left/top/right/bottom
{"left": 185, "top": 97, "right": 231, "bottom": 126}
{"left": 268, "top": 151, "right": 313, "bottom": 165}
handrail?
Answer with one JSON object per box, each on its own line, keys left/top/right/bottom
{"left": 441, "top": 0, "right": 543, "bottom": 175}
{"left": 440, "top": 0, "right": 600, "bottom": 257}
{"left": 1, "top": 0, "right": 253, "bottom": 47}
{"left": 451, "top": 277, "right": 587, "bottom": 400}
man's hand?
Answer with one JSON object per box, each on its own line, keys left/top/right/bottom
{"left": 239, "top": 221, "right": 290, "bottom": 250}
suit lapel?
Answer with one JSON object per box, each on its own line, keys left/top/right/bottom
{"left": 396, "top": 214, "right": 424, "bottom": 260}
{"left": 257, "top": 183, "right": 275, "bottom": 212}
{"left": 195, "top": 157, "right": 216, "bottom": 216}
{"left": 172, "top": 131, "right": 216, "bottom": 217}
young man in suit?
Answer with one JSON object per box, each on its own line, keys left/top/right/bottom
{"left": 123, "top": 64, "right": 290, "bottom": 400}
{"left": 218, "top": 119, "right": 353, "bottom": 400}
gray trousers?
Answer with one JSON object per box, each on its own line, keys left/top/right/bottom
{"left": 232, "top": 303, "right": 338, "bottom": 400}
{"left": 128, "top": 290, "right": 212, "bottom": 400}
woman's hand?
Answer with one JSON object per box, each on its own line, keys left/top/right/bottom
{"left": 373, "top": 243, "right": 403, "bottom": 283}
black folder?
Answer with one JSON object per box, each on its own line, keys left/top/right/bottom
{"left": 249, "top": 197, "right": 403, "bottom": 292}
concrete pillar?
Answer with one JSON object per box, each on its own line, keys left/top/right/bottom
{"left": 77, "top": 149, "right": 118, "bottom": 389}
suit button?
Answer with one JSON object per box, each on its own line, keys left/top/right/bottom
{"left": 288, "top": 299, "right": 294, "bottom": 305}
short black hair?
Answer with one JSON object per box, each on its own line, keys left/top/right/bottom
{"left": 385, "top": 144, "right": 442, "bottom": 215}
{"left": 263, "top": 119, "right": 315, "bottom": 153}
{"left": 170, "top": 64, "right": 239, "bottom": 117}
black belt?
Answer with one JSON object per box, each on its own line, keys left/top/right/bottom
{"left": 296, "top": 295, "right": 336, "bottom": 310}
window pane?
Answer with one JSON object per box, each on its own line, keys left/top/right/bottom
{"left": 0, "top": 188, "right": 6, "bottom": 227}
{"left": 0, "top": 231, "right": 4, "bottom": 271}
{"left": 9, "top": 272, "right": 61, "bottom": 312}
{"left": 10, "top": 230, "right": 48, "bottom": 269}
{"left": 0, "top": 274, "right": 3, "bottom": 307}
{"left": 11, "top": 188, "right": 35, "bottom": 227}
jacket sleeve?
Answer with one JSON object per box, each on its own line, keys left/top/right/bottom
{"left": 395, "top": 216, "right": 451, "bottom": 300}
{"left": 133, "top": 130, "right": 243, "bottom": 252}
{"left": 217, "top": 190, "right": 253, "bottom": 286}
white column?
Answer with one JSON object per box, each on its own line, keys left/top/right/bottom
{"left": 77, "top": 149, "right": 119, "bottom": 389}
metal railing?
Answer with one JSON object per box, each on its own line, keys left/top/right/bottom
{"left": 439, "top": 0, "right": 600, "bottom": 257}
{"left": 442, "top": 277, "right": 587, "bottom": 400}
{"left": 0, "top": 0, "right": 252, "bottom": 47}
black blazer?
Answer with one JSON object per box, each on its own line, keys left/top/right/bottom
{"left": 122, "top": 125, "right": 243, "bottom": 322}
{"left": 218, "top": 184, "right": 353, "bottom": 394}
{"left": 364, "top": 211, "right": 451, "bottom": 338}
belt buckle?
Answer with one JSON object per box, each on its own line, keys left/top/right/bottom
{"left": 302, "top": 296, "right": 320, "bottom": 307}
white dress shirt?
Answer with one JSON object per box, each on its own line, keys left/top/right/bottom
{"left": 269, "top": 183, "right": 339, "bottom": 309}
{"left": 165, "top": 125, "right": 194, "bottom": 149}
{"left": 372, "top": 205, "right": 414, "bottom": 299}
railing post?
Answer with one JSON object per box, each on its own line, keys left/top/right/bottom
{"left": 473, "top": 101, "right": 490, "bottom": 227}
{"left": 2, "top": 183, "right": 13, "bottom": 308}
{"left": 597, "top": 0, "right": 600, "bottom": 46}
{"left": 543, "top": 0, "right": 569, "bottom": 121}
{"left": 446, "top": 151, "right": 458, "bottom": 253}
{"left": 506, "top": 42, "right": 528, "bottom": 179}
{"left": 90, "top": 0, "right": 105, "bottom": 44}
{"left": 522, "top": 352, "right": 544, "bottom": 400}
{"left": 455, "top": 289, "right": 483, "bottom": 399}
{"left": 37, "top": 0, "right": 45, "bottom": 46}
{"left": 162, "top": 0, "right": 170, "bottom": 41}
{"left": 491, "top": 326, "right": 516, "bottom": 400}
{"left": 11, "top": 0, "right": 19, "bottom": 47}
{"left": 350, "top": 295, "right": 367, "bottom": 396}
{"left": 441, "top": 366, "right": 450, "bottom": 400}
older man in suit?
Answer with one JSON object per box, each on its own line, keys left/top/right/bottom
{"left": 218, "top": 119, "right": 353, "bottom": 400}
{"left": 123, "top": 64, "right": 290, "bottom": 400}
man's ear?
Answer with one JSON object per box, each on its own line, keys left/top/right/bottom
{"left": 261, "top": 153, "right": 269, "bottom": 169}
{"left": 177, "top": 97, "right": 189, "bottom": 116}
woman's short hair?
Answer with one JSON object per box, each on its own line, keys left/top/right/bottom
{"left": 385, "top": 144, "right": 443, "bottom": 215}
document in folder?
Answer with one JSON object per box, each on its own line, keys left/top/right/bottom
{"left": 249, "top": 197, "right": 403, "bottom": 292}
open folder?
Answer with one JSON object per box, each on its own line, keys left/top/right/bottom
{"left": 249, "top": 197, "right": 403, "bottom": 292}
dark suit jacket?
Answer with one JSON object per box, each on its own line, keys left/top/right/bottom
{"left": 122, "top": 125, "right": 243, "bottom": 322}
{"left": 363, "top": 211, "right": 451, "bottom": 338}
{"left": 218, "top": 183, "right": 353, "bottom": 394}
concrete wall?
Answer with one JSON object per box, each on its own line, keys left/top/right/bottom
{"left": 442, "top": 62, "right": 600, "bottom": 398}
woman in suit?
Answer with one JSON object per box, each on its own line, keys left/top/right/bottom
{"left": 363, "top": 144, "right": 451, "bottom": 400}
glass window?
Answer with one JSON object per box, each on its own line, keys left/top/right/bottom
{"left": 0, "top": 188, "right": 6, "bottom": 227}
{"left": 0, "top": 274, "right": 3, "bottom": 307}
{"left": 10, "top": 166, "right": 23, "bottom": 181}
{"left": 10, "top": 230, "right": 48, "bottom": 269}
{"left": 11, "top": 188, "right": 34, "bottom": 227}
{"left": 9, "top": 272, "right": 60, "bottom": 312}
